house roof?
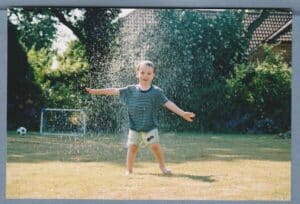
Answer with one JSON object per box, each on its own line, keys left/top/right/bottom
{"left": 243, "top": 11, "right": 292, "bottom": 52}
{"left": 265, "top": 20, "right": 292, "bottom": 43}
{"left": 120, "top": 9, "right": 292, "bottom": 54}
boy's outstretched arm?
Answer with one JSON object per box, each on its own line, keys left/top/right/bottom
{"left": 163, "top": 101, "right": 195, "bottom": 122}
{"left": 85, "top": 88, "right": 119, "bottom": 96}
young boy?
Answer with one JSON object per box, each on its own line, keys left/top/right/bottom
{"left": 85, "top": 60, "right": 195, "bottom": 175}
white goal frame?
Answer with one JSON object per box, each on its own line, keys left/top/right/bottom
{"left": 40, "top": 108, "right": 87, "bottom": 136}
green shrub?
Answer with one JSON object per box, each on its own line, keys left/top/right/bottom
{"left": 139, "top": 9, "right": 249, "bottom": 131}
{"left": 226, "top": 45, "right": 291, "bottom": 133}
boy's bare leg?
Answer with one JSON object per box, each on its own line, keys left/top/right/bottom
{"left": 150, "top": 143, "right": 172, "bottom": 174}
{"left": 126, "top": 144, "right": 139, "bottom": 175}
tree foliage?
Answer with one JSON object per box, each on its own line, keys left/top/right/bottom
{"left": 139, "top": 9, "right": 249, "bottom": 131}
{"left": 8, "top": 8, "right": 58, "bottom": 51}
{"left": 56, "top": 40, "right": 89, "bottom": 72}
{"left": 136, "top": 9, "right": 290, "bottom": 133}
{"left": 27, "top": 40, "right": 89, "bottom": 109}
{"left": 8, "top": 8, "right": 121, "bottom": 131}
{"left": 8, "top": 8, "right": 290, "bottom": 134}
{"left": 83, "top": 8, "right": 121, "bottom": 72}
{"left": 226, "top": 45, "right": 291, "bottom": 133}
{"left": 7, "top": 21, "right": 43, "bottom": 129}
{"left": 82, "top": 8, "right": 122, "bottom": 132}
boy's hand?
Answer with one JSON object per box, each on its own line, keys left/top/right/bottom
{"left": 163, "top": 101, "right": 196, "bottom": 122}
{"left": 85, "top": 88, "right": 96, "bottom": 94}
{"left": 182, "top": 112, "right": 196, "bottom": 122}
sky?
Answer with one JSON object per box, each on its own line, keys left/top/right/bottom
{"left": 119, "top": 9, "right": 135, "bottom": 18}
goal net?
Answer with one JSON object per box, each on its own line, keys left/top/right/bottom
{"left": 40, "top": 108, "right": 86, "bottom": 136}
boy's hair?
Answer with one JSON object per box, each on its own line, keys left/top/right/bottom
{"left": 136, "top": 60, "right": 156, "bottom": 73}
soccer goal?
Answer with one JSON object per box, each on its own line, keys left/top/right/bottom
{"left": 40, "top": 108, "right": 86, "bottom": 136}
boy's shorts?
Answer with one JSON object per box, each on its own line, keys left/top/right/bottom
{"left": 127, "top": 128, "right": 159, "bottom": 147}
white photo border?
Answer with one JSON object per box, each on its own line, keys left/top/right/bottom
{"left": 1, "top": 1, "right": 299, "bottom": 204}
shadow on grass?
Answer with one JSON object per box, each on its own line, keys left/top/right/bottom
{"left": 137, "top": 172, "right": 216, "bottom": 182}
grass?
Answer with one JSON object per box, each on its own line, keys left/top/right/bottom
{"left": 6, "top": 131, "right": 291, "bottom": 200}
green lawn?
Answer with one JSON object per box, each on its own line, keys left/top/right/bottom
{"left": 6, "top": 131, "right": 291, "bottom": 200}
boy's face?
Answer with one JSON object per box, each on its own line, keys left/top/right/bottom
{"left": 136, "top": 64, "right": 155, "bottom": 86}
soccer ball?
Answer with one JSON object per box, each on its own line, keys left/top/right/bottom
{"left": 17, "top": 127, "right": 27, "bottom": 135}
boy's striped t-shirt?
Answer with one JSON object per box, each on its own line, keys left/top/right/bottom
{"left": 119, "top": 85, "right": 168, "bottom": 132}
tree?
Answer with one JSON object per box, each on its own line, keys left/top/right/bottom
{"left": 8, "top": 8, "right": 57, "bottom": 51}
{"left": 7, "top": 21, "right": 43, "bottom": 130}
{"left": 83, "top": 8, "right": 120, "bottom": 73}
{"left": 8, "top": 8, "right": 121, "bottom": 66}
{"left": 226, "top": 45, "right": 291, "bottom": 133}
{"left": 138, "top": 9, "right": 249, "bottom": 131}
{"left": 82, "top": 8, "right": 122, "bottom": 132}
{"left": 8, "top": 8, "right": 122, "bottom": 132}
{"left": 245, "top": 9, "right": 270, "bottom": 40}
{"left": 27, "top": 40, "right": 89, "bottom": 109}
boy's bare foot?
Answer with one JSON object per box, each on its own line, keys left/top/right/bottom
{"left": 125, "top": 170, "right": 132, "bottom": 176}
{"left": 160, "top": 167, "right": 172, "bottom": 175}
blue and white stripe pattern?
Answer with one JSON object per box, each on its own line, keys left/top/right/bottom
{"left": 119, "top": 85, "right": 168, "bottom": 132}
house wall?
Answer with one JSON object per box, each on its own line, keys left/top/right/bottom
{"left": 249, "top": 42, "right": 292, "bottom": 66}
